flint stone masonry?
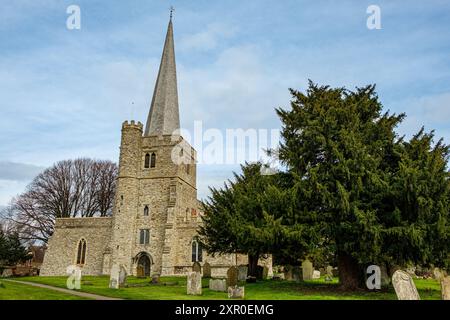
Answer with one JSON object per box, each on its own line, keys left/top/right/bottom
{"left": 392, "top": 270, "right": 420, "bottom": 300}
{"left": 187, "top": 272, "right": 202, "bottom": 295}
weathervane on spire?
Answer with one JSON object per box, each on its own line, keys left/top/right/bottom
{"left": 169, "top": 6, "right": 175, "bottom": 20}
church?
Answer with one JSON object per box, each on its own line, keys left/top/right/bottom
{"left": 40, "top": 17, "right": 272, "bottom": 278}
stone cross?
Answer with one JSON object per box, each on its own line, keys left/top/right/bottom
{"left": 203, "top": 262, "right": 211, "bottom": 278}
{"left": 441, "top": 276, "right": 450, "bottom": 300}
{"left": 392, "top": 270, "right": 420, "bottom": 300}
{"left": 226, "top": 266, "right": 239, "bottom": 288}
{"left": 187, "top": 271, "right": 202, "bottom": 295}
{"left": 302, "top": 259, "right": 313, "bottom": 280}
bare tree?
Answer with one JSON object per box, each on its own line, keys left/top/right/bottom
{"left": 1, "top": 158, "right": 117, "bottom": 243}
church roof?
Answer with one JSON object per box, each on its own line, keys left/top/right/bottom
{"left": 144, "top": 18, "right": 180, "bottom": 136}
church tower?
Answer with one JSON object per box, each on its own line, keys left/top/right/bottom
{"left": 109, "top": 17, "right": 199, "bottom": 276}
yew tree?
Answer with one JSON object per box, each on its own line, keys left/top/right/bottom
{"left": 276, "top": 82, "right": 450, "bottom": 289}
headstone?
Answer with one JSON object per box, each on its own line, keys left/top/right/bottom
{"left": 209, "top": 278, "right": 227, "bottom": 292}
{"left": 203, "top": 262, "right": 211, "bottom": 278}
{"left": 1, "top": 268, "right": 13, "bottom": 278}
{"left": 228, "top": 286, "right": 245, "bottom": 299}
{"left": 119, "top": 265, "right": 127, "bottom": 287}
{"left": 326, "top": 266, "right": 333, "bottom": 277}
{"left": 292, "top": 266, "right": 302, "bottom": 282}
{"left": 256, "top": 266, "right": 264, "bottom": 280}
{"left": 109, "top": 264, "right": 120, "bottom": 289}
{"left": 187, "top": 272, "right": 202, "bottom": 295}
{"left": 433, "top": 267, "right": 444, "bottom": 280}
{"left": 392, "top": 270, "right": 420, "bottom": 300}
{"left": 312, "top": 270, "right": 321, "bottom": 279}
{"left": 302, "top": 259, "right": 313, "bottom": 280}
{"left": 441, "top": 276, "right": 450, "bottom": 300}
{"left": 283, "top": 265, "right": 293, "bottom": 281}
{"left": 136, "top": 266, "right": 144, "bottom": 278}
{"left": 192, "top": 262, "right": 202, "bottom": 273}
{"left": 151, "top": 274, "right": 160, "bottom": 284}
{"left": 227, "top": 266, "right": 239, "bottom": 287}
{"left": 238, "top": 265, "right": 248, "bottom": 281}
{"left": 319, "top": 267, "right": 326, "bottom": 275}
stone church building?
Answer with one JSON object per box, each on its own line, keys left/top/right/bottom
{"left": 40, "top": 18, "right": 272, "bottom": 278}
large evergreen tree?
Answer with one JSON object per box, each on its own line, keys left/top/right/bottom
{"left": 199, "top": 162, "right": 285, "bottom": 277}
{"left": 276, "top": 81, "right": 450, "bottom": 289}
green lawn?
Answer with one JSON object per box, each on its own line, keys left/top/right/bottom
{"left": 0, "top": 280, "right": 89, "bottom": 300}
{"left": 10, "top": 275, "right": 441, "bottom": 300}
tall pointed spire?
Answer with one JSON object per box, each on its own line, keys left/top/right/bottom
{"left": 145, "top": 16, "right": 180, "bottom": 136}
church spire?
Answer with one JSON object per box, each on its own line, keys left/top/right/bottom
{"left": 144, "top": 16, "right": 180, "bottom": 136}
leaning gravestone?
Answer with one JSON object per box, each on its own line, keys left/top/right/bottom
{"left": 302, "top": 259, "right": 314, "bottom": 280}
{"left": 238, "top": 265, "right": 248, "bottom": 281}
{"left": 228, "top": 286, "right": 245, "bottom": 299}
{"left": 433, "top": 267, "right": 444, "bottom": 281}
{"left": 392, "top": 270, "right": 420, "bottom": 300}
{"left": 109, "top": 264, "right": 120, "bottom": 289}
{"left": 192, "top": 262, "right": 202, "bottom": 273}
{"left": 203, "top": 262, "right": 211, "bottom": 278}
{"left": 441, "top": 276, "right": 450, "bottom": 300}
{"left": 227, "top": 266, "right": 239, "bottom": 287}
{"left": 187, "top": 272, "right": 202, "bottom": 295}
{"left": 209, "top": 278, "right": 227, "bottom": 292}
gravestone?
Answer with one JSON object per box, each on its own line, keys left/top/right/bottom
{"left": 302, "top": 259, "right": 313, "bottom": 281}
{"left": 227, "top": 266, "right": 239, "bottom": 287}
{"left": 203, "top": 262, "right": 211, "bottom": 278}
{"left": 151, "top": 274, "right": 160, "bottom": 284}
{"left": 109, "top": 264, "right": 120, "bottom": 289}
{"left": 119, "top": 265, "right": 127, "bottom": 287}
{"left": 256, "top": 266, "right": 264, "bottom": 280}
{"left": 326, "top": 266, "right": 333, "bottom": 277}
{"left": 187, "top": 272, "right": 202, "bottom": 295}
{"left": 433, "top": 267, "right": 444, "bottom": 281}
{"left": 192, "top": 262, "right": 202, "bottom": 273}
{"left": 228, "top": 286, "right": 245, "bottom": 299}
{"left": 312, "top": 270, "right": 321, "bottom": 279}
{"left": 283, "top": 265, "right": 293, "bottom": 281}
{"left": 238, "top": 265, "right": 248, "bottom": 281}
{"left": 1, "top": 268, "right": 13, "bottom": 278}
{"left": 292, "top": 266, "right": 302, "bottom": 282}
{"left": 209, "top": 278, "right": 227, "bottom": 292}
{"left": 136, "top": 266, "right": 144, "bottom": 278}
{"left": 441, "top": 277, "right": 450, "bottom": 300}
{"left": 392, "top": 270, "right": 420, "bottom": 300}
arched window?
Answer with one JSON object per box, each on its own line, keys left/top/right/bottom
{"left": 76, "top": 239, "right": 87, "bottom": 265}
{"left": 150, "top": 152, "right": 156, "bottom": 168}
{"left": 191, "top": 238, "right": 203, "bottom": 262}
{"left": 144, "top": 205, "right": 149, "bottom": 216}
{"left": 144, "top": 153, "right": 150, "bottom": 168}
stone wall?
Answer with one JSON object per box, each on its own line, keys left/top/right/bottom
{"left": 40, "top": 217, "right": 112, "bottom": 276}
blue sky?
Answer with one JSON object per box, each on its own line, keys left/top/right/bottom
{"left": 0, "top": 0, "right": 449, "bottom": 207}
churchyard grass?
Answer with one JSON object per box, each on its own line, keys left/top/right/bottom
{"left": 12, "top": 276, "right": 441, "bottom": 300}
{"left": 0, "top": 280, "right": 89, "bottom": 300}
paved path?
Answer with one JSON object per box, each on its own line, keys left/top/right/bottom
{"left": 3, "top": 279, "right": 122, "bottom": 300}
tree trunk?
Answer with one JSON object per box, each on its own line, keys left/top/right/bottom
{"left": 248, "top": 253, "right": 259, "bottom": 278}
{"left": 337, "top": 253, "right": 363, "bottom": 290}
